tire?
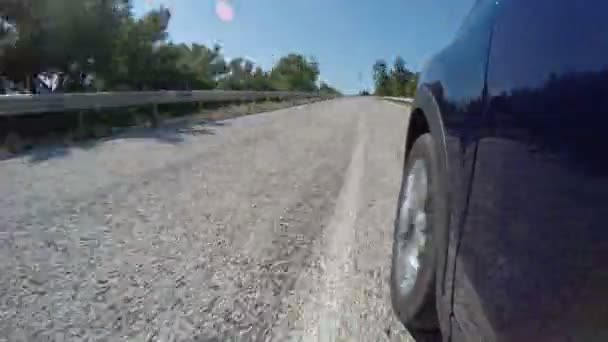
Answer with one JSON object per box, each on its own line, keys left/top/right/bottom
{"left": 391, "top": 133, "right": 442, "bottom": 341}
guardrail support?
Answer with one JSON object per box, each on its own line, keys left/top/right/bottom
{"left": 77, "top": 111, "right": 86, "bottom": 138}
{"left": 151, "top": 103, "right": 160, "bottom": 128}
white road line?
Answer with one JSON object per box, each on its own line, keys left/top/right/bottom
{"left": 298, "top": 112, "right": 367, "bottom": 341}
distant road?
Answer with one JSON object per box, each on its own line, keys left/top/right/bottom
{"left": 0, "top": 98, "right": 413, "bottom": 341}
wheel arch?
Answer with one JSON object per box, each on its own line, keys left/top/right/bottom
{"left": 410, "top": 83, "right": 453, "bottom": 334}
{"left": 410, "top": 85, "right": 449, "bottom": 182}
{"left": 405, "top": 108, "right": 430, "bottom": 158}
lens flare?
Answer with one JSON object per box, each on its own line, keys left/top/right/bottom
{"left": 216, "top": 0, "right": 234, "bottom": 22}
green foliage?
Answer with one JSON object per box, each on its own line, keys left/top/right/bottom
{"left": 0, "top": 1, "right": 328, "bottom": 94}
{"left": 218, "top": 57, "right": 258, "bottom": 90}
{"left": 1, "top": 0, "right": 129, "bottom": 90}
{"left": 270, "top": 54, "right": 319, "bottom": 92}
{"left": 372, "top": 56, "right": 418, "bottom": 97}
{"left": 217, "top": 54, "right": 324, "bottom": 92}
{"left": 373, "top": 59, "right": 390, "bottom": 96}
{"left": 319, "top": 81, "right": 341, "bottom": 96}
{"left": 250, "top": 67, "right": 275, "bottom": 91}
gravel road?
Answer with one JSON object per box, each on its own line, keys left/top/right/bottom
{"left": 0, "top": 97, "right": 413, "bottom": 342}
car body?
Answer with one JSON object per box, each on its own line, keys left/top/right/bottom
{"left": 392, "top": 0, "right": 608, "bottom": 340}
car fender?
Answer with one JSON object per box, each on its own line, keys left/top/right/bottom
{"left": 412, "top": 84, "right": 453, "bottom": 334}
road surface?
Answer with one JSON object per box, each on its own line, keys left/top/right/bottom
{"left": 0, "top": 97, "right": 413, "bottom": 341}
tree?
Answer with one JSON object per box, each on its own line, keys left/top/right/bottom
{"left": 173, "top": 43, "right": 227, "bottom": 90}
{"left": 1, "top": 0, "right": 132, "bottom": 91}
{"left": 1, "top": 1, "right": 330, "bottom": 94}
{"left": 390, "top": 56, "right": 413, "bottom": 96}
{"left": 0, "top": 0, "right": 22, "bottom": 49}
{"left": 270, "top": 54, "right": 319, "bottom": 91}
{"left": 373, "top": 59, "right": 390, "bottom": 96}
{"left": 104, "top": 5, "right": 176, "bottom": 90}
{"left": 405, "top": 72, "right": 419, "bottom": 98}
{"left": 0, "top": 21, "right": 17, "bottom": 60}
{"left": 218, "top": 57, "right": 253, "bottom": 90}
{"left": 372, "top": 56, "right": 418, "bottom": 97}
{"left": 250, "top": 67, "right": 274, "bottom": 91}
{"left": 0, "top": 0, "right": 47, "bottom": 88}
{"left": 319, "top": 81, "right": 341, "bottom": 96}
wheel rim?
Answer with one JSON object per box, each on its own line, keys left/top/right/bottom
{"left": 395, "top": 159, "right": 429, "bottom": 297}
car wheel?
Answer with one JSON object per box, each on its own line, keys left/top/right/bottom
{"left": 391, "top": 133, "right": 442, "bottom": 341}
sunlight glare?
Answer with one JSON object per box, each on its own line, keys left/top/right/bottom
{"left": 216, "top": 0, "right": 235, "bottom": 22}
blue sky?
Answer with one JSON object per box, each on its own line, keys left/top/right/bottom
{"left": 133, "top": 0, "right": 475, "bottom": 94}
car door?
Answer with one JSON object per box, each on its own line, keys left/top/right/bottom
{"left": 414, "top": 0, "right": 500, "bottom": 336}
{"left": 453, "top": 0, "right": 608, "bottom": 340}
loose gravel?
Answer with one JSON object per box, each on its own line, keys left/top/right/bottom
{"left": 0, "top": 98, "right": 413, "bottom": 341}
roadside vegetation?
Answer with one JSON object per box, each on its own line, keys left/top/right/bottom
{"left": 372, "top": 57, "right": 419, "bottom": 97}
{"left": 0, "top": 0, "right": 340, "bottom": 95}
{"left": 0, "top": 0, "right": 340, "bottom": 154}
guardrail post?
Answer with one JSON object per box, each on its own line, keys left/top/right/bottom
{"left": 77, "top": 111, "right": 86, "bottom": 138}
{"left": 151, "top": 103, "right": 160, "bottom": 128}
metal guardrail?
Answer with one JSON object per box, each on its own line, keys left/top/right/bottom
{"left": 0, "top": 90, "right": 319, "bottom": 117}
{"left": 383, "top": 96, "right": 414, "bottom": 104}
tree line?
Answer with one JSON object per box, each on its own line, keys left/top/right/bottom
{"left": 372, "top": 56, "right": 419, "bottom": 97}
{"left": 0, "top": 0, "right": 340, "bottom": 95}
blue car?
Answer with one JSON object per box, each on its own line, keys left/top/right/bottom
{"left": 390, "top": 0, "right": 608, "bottom": 341}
